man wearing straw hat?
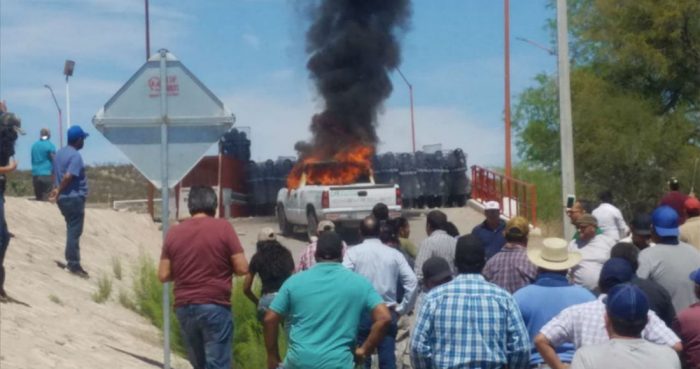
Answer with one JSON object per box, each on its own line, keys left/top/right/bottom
{"left": 513, "top": 238, "right": 595, "bottom": 369}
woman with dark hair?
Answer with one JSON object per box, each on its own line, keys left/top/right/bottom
{"left": 243, "top": 228, "right": 295, "bottom": 322}
{"left": 0, "top": 104, "right": 21, "bottom": 301}
{"left": 396, "top": 216, "right": 417, "bottom": 259}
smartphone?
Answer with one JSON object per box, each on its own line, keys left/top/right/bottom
{"left": 566, "top": 194, "right": 575, "bottom": 209}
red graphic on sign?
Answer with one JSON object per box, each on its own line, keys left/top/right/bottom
{"left": 148, "top": 75, "right": 179, "bottom": 97}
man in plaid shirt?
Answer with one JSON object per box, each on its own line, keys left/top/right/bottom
{"left": 410, "top": 234, "right": 530, "bottom": 369}
{"left": 296, "top": 220, "right": 346, "bottom": 272}
{"left": 482, "top": 216, "right": 537, "bottom": 293}
{"left": 535, "top": 258, "right": 682, "bottom": 369}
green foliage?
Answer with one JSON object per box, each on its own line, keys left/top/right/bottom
{"left": 513, "top": 165, "right": 562, "bottom": 225}
{"left": 569, "top": 0, "right": 700, "bottom": 111}
{"left": 129, "top": 256, "right": 286, "bottom": 369}
{"left": 515, "top": 0, "right": 700, "bottom": 217}
{"left": 118, "top": 288, "right": 137, "bottom": 311}
{"left": 570, "top": 72, "right": 697, "bottom": 214}
{"left": 92, "top": 273, "right": 113, "bottom": 304}
{"left": 231, "top": 280, "right": 287, "bottom": 369}
{"left": 112, "top": 256, "right": 123, "bottom": 281}
{"left": 49, "top": 294, "right": 63, "bottom": 305}
{"left": 131, "top": 255, "right": 186, "bottom": 354}
{"left": 513, "top": 74, "right": 560, "bottom": 169}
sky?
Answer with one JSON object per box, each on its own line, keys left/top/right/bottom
{"left": 0, "top": 0, "right": 556, "bottom": 172}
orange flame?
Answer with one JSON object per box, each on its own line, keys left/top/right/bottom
{"left": 287, "top": 145, "right": 374, "bottom": 189}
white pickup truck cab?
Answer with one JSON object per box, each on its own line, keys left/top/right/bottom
{"left": 276, "top": 162, "right": 401, "bottom": 239}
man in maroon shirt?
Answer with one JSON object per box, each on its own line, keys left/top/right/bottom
{"left": 660, "top": 177, "right": 689, "bottom": 225}
{"left": 158, "top": 186, "right": 248, "bottom": 369}
{"left": 673, "top": 268, "right": 700, "bottom": 369}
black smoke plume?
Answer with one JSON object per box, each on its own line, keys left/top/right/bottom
{"left": 300, "top": 0, "right": 411, "bottom": 159}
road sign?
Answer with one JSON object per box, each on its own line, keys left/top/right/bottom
{"left": 93, "top": 49, "right": 235, "bottom": 188}
{"left": 92, "top": 49, "right": 234, "bottom": 369}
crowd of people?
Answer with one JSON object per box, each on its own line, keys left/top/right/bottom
{"left": 0, "top": 102, "right": 92, "bottom": 302}
{"left": 159, "top": 179, "right": 700, "bottom": 369}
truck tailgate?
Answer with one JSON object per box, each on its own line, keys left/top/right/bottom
{"left": 328, "top": 184, "right": 397, "bottom": 209}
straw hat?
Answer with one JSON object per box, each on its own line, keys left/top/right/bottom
{"left": 527, "top": 237, "right": 582, "bottom": 271}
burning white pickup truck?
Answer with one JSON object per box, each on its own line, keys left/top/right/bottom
{"left": 276, "top": 161, "right": 401, "bottom": 239}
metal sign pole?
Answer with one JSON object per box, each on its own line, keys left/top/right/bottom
{"left": 158, "top": 49, "right": 172, "bottom": 369}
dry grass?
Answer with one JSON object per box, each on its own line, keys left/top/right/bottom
{"left": 6, "top": 164, "right": 150, "bottom": 204}
{"left": 91, "top": 273, "right": 113, "bottom": 304}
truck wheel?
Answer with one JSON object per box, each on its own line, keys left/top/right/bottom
{"left": 306, "top": 210, "right": 318, "bottom": 241}
{"left": 277, "top": 205, "right": 292, "bottom": 236}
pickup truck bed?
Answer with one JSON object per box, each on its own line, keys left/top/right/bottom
{"left": 277, "top": 182, "right": 401, "bottom": 240}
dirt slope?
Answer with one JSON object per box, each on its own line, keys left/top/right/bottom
{"left": 0, "top": 197, "right": 189, "bottom": 369}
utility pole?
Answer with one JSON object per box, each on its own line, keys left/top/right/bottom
{"left": 557, "top": 0, "right": 576, "bottom": 240}
{"left": 504, "top": 0, "right": 512, "bottom": 179}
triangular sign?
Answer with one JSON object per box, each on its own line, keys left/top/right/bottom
{"left": 93, "top": 50, "right": 235, "bottom": 188}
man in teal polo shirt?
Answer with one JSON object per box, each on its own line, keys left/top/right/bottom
{"left": 30, "top": 128, "right": 56, "bottom": 201}
{"left": 264, "top": 231, "right": 392, "bottom": 369}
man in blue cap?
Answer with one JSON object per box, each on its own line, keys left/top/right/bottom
{"left": 637, "top": 205, "right": 700, "bottom": 312}
{"left": 49, "top": 125, "right": 89, "bottom": 278}
{"left": 570, "top": 284, "right": 681, "bottom": 369}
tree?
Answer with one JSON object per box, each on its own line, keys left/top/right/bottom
{"left": 516, "top": 0, "right": 700, "bottom": 218}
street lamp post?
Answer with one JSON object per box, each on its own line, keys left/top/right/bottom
{"left": 64, "top": 60, "right": 75, "bottom": 128}
{"left": 43, "top": 84, "right": 63, "bottom": 148}
{"left": 515, "top": 36, "right": 555, "bottom": 55}
{"left": 396, "top": 67, "right": 416, "bottom": 153}
{"left": 504, "top": 0, "right": 512, "bottom": 179}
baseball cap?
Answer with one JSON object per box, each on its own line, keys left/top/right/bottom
{"left": 257, "top": 227, "right": 276, "bottom": 242}
{"left": 422, "top": 256, "right": 453, "bottom": 284}
{"left": 630, "top": 213, "right": 652, "bottom": 236}
{"left": 315, "top": 231, "right": 343, "bottom": 260}
{"left": 689, "top": 267, "right": 700, "bottom": 285}
{"left": 484, "top": 201, "right": 500, "bottom": 211}
{"left": 317, "top": 220, "right": 335, "bottom": 234}
{"left": 599, "top": 258, "right": 634, "bottom": 292}
{"left": 575, "top": 214, "right": 598, "bottom": 227}
{"left": 685, "top": 197, "right": 700, "bottom": 211}
{"left": 651, "top": 205, "right": 679, "bottom": 237}
{"left": 505, "top": 216, "right": 529, "bottom": 239}
{"left": 67, "top": 125, "right": 89, "bottom": 143}
{"left": 605, "top": 283, "right": 649, "bottom": 322}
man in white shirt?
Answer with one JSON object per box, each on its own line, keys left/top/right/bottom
{"left": 592, "top": 190, "right": 629, "bottom": 241}
{"left": 344, "top": 216, "right": 417, "bottom": 369}
{"left": 570, "top": 284, "right": 681, "bottom": 369}
{"left": 569, "top": 214, "right": 616, "bottom": 291}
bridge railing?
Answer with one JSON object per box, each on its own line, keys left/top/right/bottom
{"left": 470, "top": 165, "right": 538, "bottom": 225}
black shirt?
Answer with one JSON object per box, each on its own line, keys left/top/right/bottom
{"left": 249, "top": 247, "right": 295, "bottom": 295}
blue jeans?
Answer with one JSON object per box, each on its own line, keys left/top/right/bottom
{"left": 257, "top": 292, "right": 277, "bottom": 322}
{"left": 0, "top": 189, "right": 9, "bottom": 294}
{"left": 176, "top": 304, "right": 233, "bottom": 369}
{"left": 57, "top": 196, "right": 85, "bottom": 270}
{"left": 357, "top": 310, "right": 399, "bottom": 369}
